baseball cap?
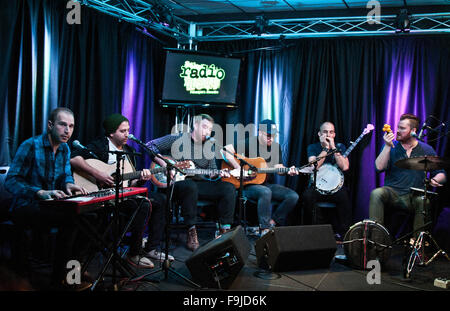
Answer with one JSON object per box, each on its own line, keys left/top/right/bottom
{"left": 259, "top": 119, "right": 278, "bottom": 135}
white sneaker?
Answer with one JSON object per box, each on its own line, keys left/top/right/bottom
{"left": 145, "top": 249, "right": 175, "bottom": 262}
{"left": 127, "top": 255, "right": 154, "bottom": 269}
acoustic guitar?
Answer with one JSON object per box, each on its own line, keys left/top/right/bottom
{"left": 73, "top": 158, "right": 190, "bottom": 192}
{"left": 221, "top": 156, "right": 313, "bottom": 188}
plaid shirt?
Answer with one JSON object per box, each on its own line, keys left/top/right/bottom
{"left": 146, "top": 133, "right": 217, "bottom": 170}
{"left": 5, "top": 133, "right": 74, "bottom": 210}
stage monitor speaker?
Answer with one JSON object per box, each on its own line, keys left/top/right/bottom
{"left": 255, "top": 225, "right": 337, "bottom": 272}
{"left": 185, "top": 225, "right": 250, "bottom": 289}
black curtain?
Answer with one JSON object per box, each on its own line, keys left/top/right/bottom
{"left": 0, "top": 0, "right": 175, "bottom": 171}
{"left": 200, "top": 36, "right": 450, "bottom": 222}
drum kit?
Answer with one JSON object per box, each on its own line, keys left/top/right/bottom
{"left": 343, "top": 155, "right": 450, "bottom": 279}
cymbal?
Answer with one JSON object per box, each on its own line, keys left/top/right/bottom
{"left": 395, "top": 156, "right": 450, "bottom": 171}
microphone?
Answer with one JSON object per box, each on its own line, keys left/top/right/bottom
{"left": 417, "top": 121, "right": 427, "bottom": 140}
{"left": 205, "top": 135, "right": 216, "bottom": 142}
{"left": 72, "top": 140, "right": 98, "bottom": 159}
{"left": 128, "top": 134, "right": 158, "bottom": 158}
{"left": 411, "top": 131, "right": 423, "bottom": 142}
{"left": 128, "top": 134, "right": 145, "bottom": 146}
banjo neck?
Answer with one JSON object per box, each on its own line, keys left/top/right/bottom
{"left": 342, "top": 124, "right": 374, "bottom": 158}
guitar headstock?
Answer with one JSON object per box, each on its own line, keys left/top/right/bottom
{"left": 363, "top": 124, "right": 375, "bottom": 135}
{"left": 175, "top": 160, "right": 192, "bottom": 170}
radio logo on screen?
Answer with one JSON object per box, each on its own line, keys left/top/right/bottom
{"left": 180, "top": 61, "right": 225, "bottom": 95}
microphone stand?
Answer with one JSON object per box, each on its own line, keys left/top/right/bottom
{"left": 128, "top": 137, "right": 201, "bottom": 288}
{"left": 220, "top": 146, "right": 258, "bottom": 232}
{"left": 92, "top": 149, "right": 142, "bottom": 291}
{"left": 299, "top": 149, "right": 339, "bottom": 224}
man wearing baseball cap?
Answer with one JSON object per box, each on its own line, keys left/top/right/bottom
{"left": 224, "top": 119, "right": 300, "bottom": 236}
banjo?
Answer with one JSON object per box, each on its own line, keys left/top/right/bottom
{"left": 312, "top": 124, "right": 374, "bottom": 195}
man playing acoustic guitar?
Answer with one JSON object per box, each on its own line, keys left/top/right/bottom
{"left": 223, "top": 119, "right": 299, "bottom": 236}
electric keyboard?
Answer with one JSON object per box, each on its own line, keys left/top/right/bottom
{"left": 39, "top": 187, "right": 148, "bottom": 214}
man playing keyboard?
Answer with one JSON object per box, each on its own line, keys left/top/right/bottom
{"left": 5, "top": 107, "right": 88, "bottom": 290}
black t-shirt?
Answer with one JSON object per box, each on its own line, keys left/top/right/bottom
{"left": 233, "top": 136, "right": 283, "bottom": 184}
{"left": 306, "top": 142, "right": 347, "bottom": 165}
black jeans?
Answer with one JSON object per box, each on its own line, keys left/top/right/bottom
{"left": 11, "top": 203, "right": 79, "bottom": 285}
{"left": 144, "top": 192, "right": 167, "bottom": 252}
{"left": 171, "top": 179, "right": 236, "bottom": 227}
{"left": 302, "top": 187, "right": 352, "bottom": 237}
{"left": 118, "top": 197, "right": 150, "bottom": 257}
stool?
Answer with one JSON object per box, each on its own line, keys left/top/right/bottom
{"left": 171, "top": 199, "right": 217, "bottom": 229}
{"left": 313, "top": 202, "right": 337, "bottom": 226}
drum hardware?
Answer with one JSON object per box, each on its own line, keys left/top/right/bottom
{"left": 393, "top": 155, "right": 450, "bottom": 279}
{"left": 342, "top": 220, "right": 393, "bottom": 270}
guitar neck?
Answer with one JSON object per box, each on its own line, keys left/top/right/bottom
{"left": 122, "top": 166, "right": 166, "bottom": 181}
{"left": 257, "top": 167, "right": 291, "bottom": 174}
{"left": 184, "top": 168, "right": 223, "bottom": 176}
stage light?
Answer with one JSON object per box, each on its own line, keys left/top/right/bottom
{"left": 253, "top": 16, "right": 268, "bottom": 36}
{"left": 395, "top": 9, "right": 410, "bottom": 33}
{"left": 150, "top": 3, "right": 176, "bottom": 28}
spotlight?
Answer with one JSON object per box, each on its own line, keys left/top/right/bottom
{"left": 395, "top": 9, "right": 410, "bottom": 33}
{"left": 253, "top": 16, "right": 268, "bottom": 36}
{"left": 150, "top": 3, "right": 176, "bottom": 28}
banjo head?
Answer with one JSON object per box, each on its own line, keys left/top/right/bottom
{"left": 312, "top": 164, "right": 344, "bottom": 195}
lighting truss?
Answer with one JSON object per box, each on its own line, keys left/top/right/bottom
{"left": 78, "top": 0, "right": 191, "bottom": 40}
{"left": 194, "top": 13, "right": 450, "bottom": 41}
{"left": 77, "top": 1, "right": 450, "bottom": 42}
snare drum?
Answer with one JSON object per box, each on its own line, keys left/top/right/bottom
{"left": 343, "top": 220, "right": 392, "bottom": 270}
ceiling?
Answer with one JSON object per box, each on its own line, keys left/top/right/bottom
{"left": 157, "top": 0, "right": 450, "bottom": 21}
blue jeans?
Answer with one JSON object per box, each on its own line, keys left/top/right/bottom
{"left": 244, "top": 183, "right": 299, "bottom": 229}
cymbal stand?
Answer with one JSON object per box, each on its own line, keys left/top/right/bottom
{"left": 404, "top": 158, "right": 450, "bottom": 279}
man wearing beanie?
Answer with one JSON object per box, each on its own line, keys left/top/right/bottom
{"left": 70, "top": 113, "right": 172, "bottom": 268}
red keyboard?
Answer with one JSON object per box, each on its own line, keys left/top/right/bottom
{"left": 40, "top": 187, "right": 148, "bottom": 214}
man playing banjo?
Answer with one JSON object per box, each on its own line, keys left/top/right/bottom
{"left": 302, "top": 121, "right": 352, "bottom": 240}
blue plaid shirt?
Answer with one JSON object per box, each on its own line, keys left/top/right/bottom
{"left": 5, "top": 133, "right": 74, "bottom": 210}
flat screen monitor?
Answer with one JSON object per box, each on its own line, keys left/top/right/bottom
{"left": 160, "top": 49, "right": 241, "bottom": 107}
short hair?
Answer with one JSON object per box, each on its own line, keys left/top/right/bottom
{"left": 49, "top": 107, "right": 74, "bottom": 123}
{"left": 319, "top": 121, "right": 335, "bottom": 132}
{"left": 400, "top": 113, "right": 420, "bottom": 131}
{"left": 193, "top": 114, "right": 214, "bottom": 124}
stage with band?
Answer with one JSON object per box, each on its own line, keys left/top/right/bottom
{"left": 1, "top": 0, "right": 450, "bottom": 294}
